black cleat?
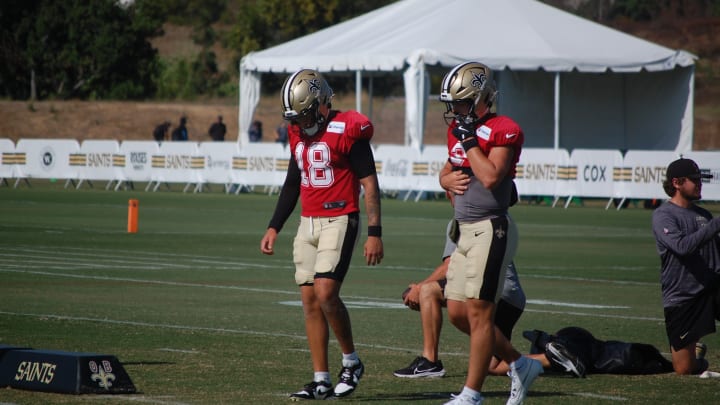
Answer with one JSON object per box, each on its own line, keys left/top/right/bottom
{"left": 393, "top": 356, "right": 446, "bottom": 378}
{"left": 289, "top": 381, "right": 333, "bottom": 401}
{"left": 333, "top": 360, "right": 364, "bottom": 397}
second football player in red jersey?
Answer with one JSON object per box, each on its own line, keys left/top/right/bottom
{"left": 437, "top": 62, "right": 541, "bottom": 405}
{"left": 260, "top": 69, "right": 383, "bottom": 400}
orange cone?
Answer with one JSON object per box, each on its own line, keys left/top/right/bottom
{"left": 128, "top": 199, "right": 139, "bottom": 233}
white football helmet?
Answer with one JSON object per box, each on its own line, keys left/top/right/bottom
{"left": 439, "top": 62, "right": 497, "bottom": 124}
{"left": 281, "top": 69, "right": 333, "bottom": 135}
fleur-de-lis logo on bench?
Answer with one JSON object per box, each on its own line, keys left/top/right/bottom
{"left": 89, "top": 360, "right": 116, "bottom": 390}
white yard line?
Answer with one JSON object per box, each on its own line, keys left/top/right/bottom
{"left": 527, "top": 299, "right": 629, "bottom": 309}
{"left": 525, "top": 308, "right": 663, "bottom": 322}
{"left": 0, "top": 268, "right": 300, "bottom": 295}
{"left": 0, "top": 310, "right": 423, "bottom": 355}
{"left": 574, "top": 392, "right": 628, "bottom": 401}
{"left": 92, "top": 395, "right": 192, "bottom": 405}
{"left": 156, "top": 348, "right": 200, "bottom": 354}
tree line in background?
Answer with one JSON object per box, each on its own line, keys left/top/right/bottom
{"left": 0, "top": 0, "right": 392, "bottom": 101}
{"left": 1, "top": 0, "right": 718, "bottom": 102}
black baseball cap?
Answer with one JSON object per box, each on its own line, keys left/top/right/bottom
{"left": 666, "top": 158, "right": 713, "bottom": 180}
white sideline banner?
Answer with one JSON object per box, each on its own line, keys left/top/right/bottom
{"left": 683, "top": 151, "right": 720, "bottom": 201}
{"left": 410, "top": 145, "right": 447, "bottom": 196}
{"left": 515, "top": 148, "right": 570, "bottom": 197}
{"left": 153, "top": 142, "right": 203, "bottom": 185}
{"left": 568, "top": 149, "right": 624, "bottom": 199}
{"left": 76, "top": 140, "right": 123, "bottom": 184}
{"left": 119, "top": 141, "right": 159, "bottom": 182}
{"left": 232, "top": 142, "right": 287, "bottom": 188}
{"left": 8, "top": 137, "right": 720, "bottom": 202}
{"left": 14, "top": 139, "right": 81, "bottom": 180}
{"left": 199, "top": 142, "right": 239, "bottom": 186}
{"left": 374, "top": 145, "right": 419, "bottom": 192}
{"left": 616, "top": 150, "right": 679, "bottom": 200}
{"left": 0, "top": 138, "right": 15, "bottom": 181}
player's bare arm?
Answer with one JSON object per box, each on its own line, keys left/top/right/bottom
{"left": 260, "top": 228, "right": 278, "bottom": 255}
{"left": 465, "top": 145, "right": 514, "bottom": 189}
{"left": 359, "top": 174, "right": 383, "bottom": 266}
{"left": 439, "top": 161, "right": 470, "bottom": 195}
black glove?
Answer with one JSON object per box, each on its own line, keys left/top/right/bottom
{"left": 452, "top": 123, "right": 479, "bottom": 151}
{"left": 452, "top": 123, "right": 474, "bottom": 141}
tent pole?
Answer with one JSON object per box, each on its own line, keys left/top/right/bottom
{"left": 368, "top": 76, "right": 373, "bottom": 120}
{"left": 554, "top": 72, "right": 560, "bottom": 150}
{"left": 356, "top": 70, "right": 362, "bottom": 114}
{"left": 418, "top": 62, "right": 426, "bottom": 150}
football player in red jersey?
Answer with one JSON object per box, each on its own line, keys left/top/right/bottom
{"left": 437, "top": 62, "right": 541, "bottom": 405}
{"left": 260, "top": 69, "right": 383, "bottom": 400}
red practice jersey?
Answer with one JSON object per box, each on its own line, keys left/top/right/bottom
{"left": 446, "top": 114, "right": 524, "bottom": 178}
{"left": 288, "top": 110, "right": 374, "bottom": 217}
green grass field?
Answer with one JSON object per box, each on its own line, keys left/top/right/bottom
{"left": 1, "top": 182, "right": 719, "bottom": 404}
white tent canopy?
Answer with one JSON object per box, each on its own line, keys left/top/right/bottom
{"left": 239, "top": 0, "right": 696, "bottom": 151}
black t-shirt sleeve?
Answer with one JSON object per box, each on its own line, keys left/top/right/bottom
{"left": 267, "top": 158, "right": 301, "bottom": 232}
{"left": 349, "top": 139, "right": 377, "bottom": 179}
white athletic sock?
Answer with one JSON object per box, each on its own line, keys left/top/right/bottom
{"left": 342, "top": 351, "right": 360, "bottom": 367}
{"left": 460, "top": 386, "right": 482, "bottom": 402}
{"left": 314, "top": 371, "right": 331, "bottom": 384}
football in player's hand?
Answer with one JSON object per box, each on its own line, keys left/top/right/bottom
{"left": 402, "top": 287, "right": 411, "bottom": 302}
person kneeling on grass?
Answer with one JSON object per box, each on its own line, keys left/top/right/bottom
{"left": 396, "top": 246, "right": 677, "bottom": 381}
{"left": 652, "top": 157, "right": 719, "bottom": 376}
{"left": 394, "top": 231, "right": 585, "bottom": 381}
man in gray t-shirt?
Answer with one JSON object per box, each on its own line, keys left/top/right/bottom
{"left": 652, "top": 157, "right": 720, "bottom": 375}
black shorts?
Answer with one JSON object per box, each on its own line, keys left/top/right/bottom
{"left": 495, "top": 299, "right": 524, "bottom": 339}
{"left": 664, "top": 288, "right": 720, "bottom": 350}
{"left": 438, "top": 280, "right": 522, "bottom": 339}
